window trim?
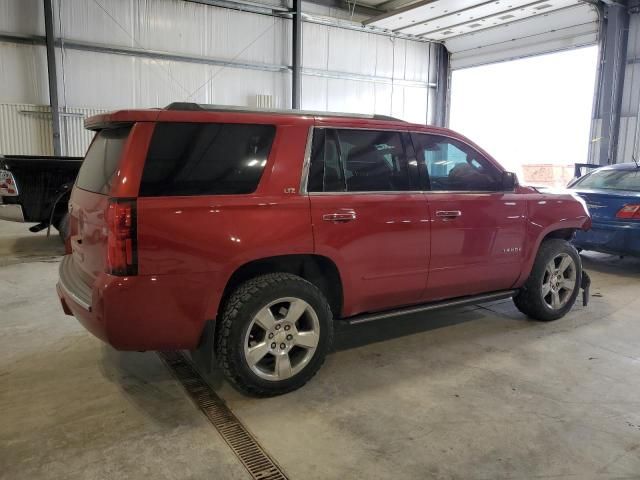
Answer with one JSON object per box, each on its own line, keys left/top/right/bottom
{"left": 409, "top": 131, "right": 505, "bottom": 194}
{"left": 301, "top": 125, "right": 423, "bottom": 195}
{"left": 301, "top": 126, "right": 509, "bottom": 195}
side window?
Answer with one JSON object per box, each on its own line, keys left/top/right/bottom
{"left": 411, "top": 133, "right": 501, "bottom": 192}
{"left": 308, "top": 128, "right": 417, "bottom": 192}
{"left": 140, "top": 122, "right": 275, "bottom": 196}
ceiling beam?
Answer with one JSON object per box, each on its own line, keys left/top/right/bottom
{"left": 303, "top": 0, "right": 385, "bottom": 17}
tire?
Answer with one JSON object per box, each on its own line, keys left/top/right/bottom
{"left": 215, "top": 273, "right": 333, "bottom": 397}
{"left": 513, "top": 239, "right": 582, "bottom": 321}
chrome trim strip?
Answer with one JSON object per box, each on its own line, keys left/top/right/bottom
{"left": 57, "top": 279, "right": 92, "bottom": 312}
{"left": 307, "top": 190, "right": 501, "bottom": 196}
{"left": 299, "top": 125, "right": 314, "bottom": 195}
{"left": 0, "top": 204, "right": 25, "bottom": 222}
{"left": 58, "top": 256, "right": 92, "bottom": 312}
{"left": 345, "top": 290, "right": 517, "bottom": 325}
{"left": 436, "top": 210, "right": 462, "bottom": 217}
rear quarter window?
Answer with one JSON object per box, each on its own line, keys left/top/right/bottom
{"left": 139, "top": 122, "right": 276, "bottom": 196}
{"left": 76, "top": 126, "right": 131, "bottom": 194}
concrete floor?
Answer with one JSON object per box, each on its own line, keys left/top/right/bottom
{"left": 2, "top": 221, "right": 640, "bottom": 480}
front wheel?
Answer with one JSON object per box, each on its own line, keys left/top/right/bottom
{"left": 513, "top": 239, "right": 582, "bottom": 321}
{"left": 216, "top": 273, "right": 333, "bottom": 396}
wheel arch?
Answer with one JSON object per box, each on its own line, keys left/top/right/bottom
{"left": 514, "top": 225, "right": 581, "bottom": 288}
{"left": 219, "top": 254, "right": 344, "bottom": 320}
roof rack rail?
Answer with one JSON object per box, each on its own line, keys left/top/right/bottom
{"left": 163, "top": 102, "right": 406, "bottom": 122}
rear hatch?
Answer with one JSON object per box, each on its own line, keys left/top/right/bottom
{"left": 69, "top": 125, "right": 132, "bottom": 286}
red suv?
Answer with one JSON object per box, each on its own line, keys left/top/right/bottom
{"left": 57, "top": 103, "right": 591, "bottom": 396}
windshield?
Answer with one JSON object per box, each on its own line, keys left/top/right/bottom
{"left": 76, "top": 126, "right": 131, "bottom": 194}
{"left": 572, "top": 168, "right": 640, "bottom": 192}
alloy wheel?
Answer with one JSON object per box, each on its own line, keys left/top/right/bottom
{"left": 541, "top": 253, "right": 576, "bottom": 310}
{"left": 243, "top": 297, "right": 320, "bottom": 381}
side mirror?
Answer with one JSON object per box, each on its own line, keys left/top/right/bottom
{"left": 502, "top": 171, "right": 518, "bottom": 191}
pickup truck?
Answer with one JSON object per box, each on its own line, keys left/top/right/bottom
{"left": 0, "top": 155, "right": 82, "bottom": 239}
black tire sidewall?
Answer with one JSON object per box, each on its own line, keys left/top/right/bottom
{"left": 222, "top": 275, "right": 333, "bottom": 395}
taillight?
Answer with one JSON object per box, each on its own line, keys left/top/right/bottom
{"left": 616, "top": 204, "right": 640, "bottom": 220}
{"left": 106, "top": 199, "right": 137, "bottom": 275}
{"left": 0, "top": 170, "right": 18, "bottom": 196}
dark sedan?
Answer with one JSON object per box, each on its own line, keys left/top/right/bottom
{"left": 569, "top": 162, "right": 640, "bottom": 257}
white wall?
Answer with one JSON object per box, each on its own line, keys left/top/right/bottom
{"left": 0, "top": 0, "right": 439, "bottom": 155}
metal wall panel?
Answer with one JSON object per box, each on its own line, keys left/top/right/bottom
{"left": 56, "top": 0, "right": 289, "bottom": 66}
{"left": 0, "top": 104, "right": 53, "bottom": 155}
{"left": 61, "top": 106, "right": 107, "bottom": 157}
{"left": 618, "top": 12, "right": 640, "bottom": 161}
{"left": 1, "top": 0, "right": 441, "bottom": 154}
{"left": 0, "top": 103, "right": 107, "bottom": 156}
{"left": 0, "top": 43, "right": 50, "bottom": 105}
{"left": 301, "top": 22, "right": 437, "bottom": 123}
{"left": 0, "top": 0, "right": 45, "bottom": 35}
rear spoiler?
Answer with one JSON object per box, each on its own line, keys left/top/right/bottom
{"left": 573, "top": 163, "right": 600, "bottom": 179}
{"left": 84, "top": 110, "right": 161, "bottom": 131}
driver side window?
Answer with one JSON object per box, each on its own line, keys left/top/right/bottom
{"left": 411, "top": 133, "right": 501, "bottom": 192}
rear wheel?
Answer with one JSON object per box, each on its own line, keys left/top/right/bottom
{"left": 216, "top": 273, "right": 333, "bottom": 396}
{"left": 513, "top": 239, "right": 581, "bottom": 321}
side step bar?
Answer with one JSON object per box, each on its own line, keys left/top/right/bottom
{"left": 342, "top": 290, "right": 518, "bottom": 326}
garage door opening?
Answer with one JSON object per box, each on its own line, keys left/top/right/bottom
{"left": 449, "top": 46, "right": 599, "bottom": 188}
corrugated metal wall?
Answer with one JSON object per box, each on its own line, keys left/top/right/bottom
{"left": 619, "top": 12, "right": 640, "bottom": 162}
{"left": 0, "top": 103, "right": 107, "bottom": 156}
{"left": 589, "top": 11, "right": 640, "bottom": 164}
{"left": 0, "top": 104, "right": 53, "bottom": 155}
{"left": 0, "top": 0, "right": 440, "bottom": 156}
{"left": 301, "top": 23, "right": 438, "bottom": 124}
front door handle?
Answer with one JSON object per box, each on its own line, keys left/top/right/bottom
{"left": 436, "top": 210, "right": 462, "bottom": 220}
{"left": 323, "top": 212, "right": 357, "bottom": 223}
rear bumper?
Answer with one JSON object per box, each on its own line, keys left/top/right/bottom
{"left": 573, "top": 220, "right": 640, "bottom": 257}
{"left": 0, "top": 203, "right": 25, "bottom": 222}
{"left": 57, "top": 255, "right": 216, "bottom": 350}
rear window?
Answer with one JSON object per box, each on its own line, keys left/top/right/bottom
{"left": 573, "top": 168, "right": 640, "bottom": 192}
{"left": 139, "top": 122, "right": 276, "bottom": 196}
{"left": 76, "top": 126, "right": 131, "bottom": 194}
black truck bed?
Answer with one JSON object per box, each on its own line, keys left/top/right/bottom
{"left": 1, "top": 155, "right": 82, "bottom": 227}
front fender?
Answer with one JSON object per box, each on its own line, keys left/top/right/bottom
{"left": 514, "top": 193, "right": 591, "bottom": 287}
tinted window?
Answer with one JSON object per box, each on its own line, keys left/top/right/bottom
{"left": 411, "top": 133, "right": 501, "bottom": 191}
{"left": 76, "top": 126, "right": 131, "bottom": 194}
{"left": 308, "top": 128, "right": 417, "bottom": 192}
{"left": 140, "top": 123, "right": 275, "bottom": 196}
{"left": 572, "top": 168, "right": 640, "bottom": 192}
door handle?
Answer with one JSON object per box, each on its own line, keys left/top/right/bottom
{"left": 436, "top": 210, "right": 462, "bottom": 220}
{"left": 323, "top": 212, "right": 357, "bottom": 223}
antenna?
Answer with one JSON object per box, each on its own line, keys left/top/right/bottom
{"left": 633, "top": 152, "right": 640, "bottom": 169}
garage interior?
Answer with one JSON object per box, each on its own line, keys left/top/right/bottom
{"left": 2, "top": 0, "right": 640, "bottom": 478}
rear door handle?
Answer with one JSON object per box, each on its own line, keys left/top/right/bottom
{"left": 323, "top": 212, "right": 356, "bottom": 223}
{"left": 436, "top": 210, "right": 462, "bottom": 220}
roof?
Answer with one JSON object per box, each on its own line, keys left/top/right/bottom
{"left": 163, "top": 102, "right": 406, "bottom": 122}
{"left": 596, "top": 162, "right": 640, "bottom": 171}
{"left": 84, "top": 102, "right": 413, "bottom": 130}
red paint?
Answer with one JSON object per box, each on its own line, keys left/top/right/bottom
{"left": 58, "top": 108, "right": 591, "bottom": 351}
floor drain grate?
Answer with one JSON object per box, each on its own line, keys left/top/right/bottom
{"left": 158, "top": 351, "right": 289, "bottom": 480}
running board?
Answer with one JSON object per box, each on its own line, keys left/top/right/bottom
{"left": 342, "top": 290, "right": 518, "bottom": 326}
